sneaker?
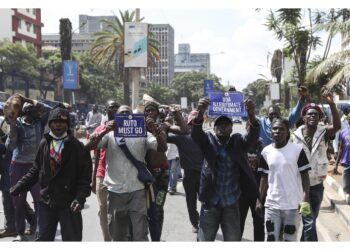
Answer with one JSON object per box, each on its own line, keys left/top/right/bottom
{"left": 0, "top": 228, "right": 17, "bottom": 238}
{"left": 192, "top": 226, "right": 199, "bottom": 233}
{"left": 24, "top": 224, "right": 36, "bottom": 235}
{"left": 168, "top": 188, "right": 176, "bottom": 195}
{"left": 13, "top": 234, "right": 29, "bottom": 241}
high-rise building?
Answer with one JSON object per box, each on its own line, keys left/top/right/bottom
{"left": 43, "top": 33, "right": 95, "bottom": 53}
{"left": 43, "top": 15, "right": 175, "bottom": 86}
{"left": 174, "top": 43, "right": 210, "bottom": 75}
{"left": 146, "top": 24, "right": 174, "bottom": 86}
{"left": 79, "top": 14, "right": 115, "bottom": 34}
{"left": 0, "top": 8, "right": 43, "bottom": 56}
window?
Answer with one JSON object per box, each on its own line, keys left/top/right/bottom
{"left": 18, "top": 19, "right": 22, "bottom": 28}
{"left": 26, "top": 22, "right": 31, "bottom": 32}
{"left": 32, "top": 9, "right": 36, "bottom": 15}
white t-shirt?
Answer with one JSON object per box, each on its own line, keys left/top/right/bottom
{"left": 166, "top": 143, "right": 179, "bottom": 160}
{"left": 258, "top": 142, "right": 310, "bottom": 210}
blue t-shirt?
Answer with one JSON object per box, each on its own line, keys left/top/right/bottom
{"left": 339, "top": 128, "right": 350, "bottom": 167}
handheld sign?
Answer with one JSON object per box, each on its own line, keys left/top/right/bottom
{"left": 204, "top": 79, "right": 214, "bottom": 97}
{"left": 208, "top": 90, "right": 247, "bottom": 117}
{"left": 114, "top": 114, "right": 147, "bottom": 137}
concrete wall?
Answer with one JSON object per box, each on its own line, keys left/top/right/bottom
{"left": 0, "top": 9, "right": 14, "bottom": 41}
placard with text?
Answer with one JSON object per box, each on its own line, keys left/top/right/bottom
{"left": 208, "top": 90, "right": 247, "bottom": 117}
{"left": 114, "top": 114, "right": 147, "bottom": 137}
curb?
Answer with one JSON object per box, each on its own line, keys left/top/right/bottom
{"left": 324, "top": 175, "right": 350, "bottom": 230}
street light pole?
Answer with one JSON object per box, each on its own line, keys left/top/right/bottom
{"left": 131, "top": 8, "right": 141, "bottom": 110}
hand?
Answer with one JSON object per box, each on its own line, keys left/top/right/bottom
{"left": 70, "top": 200, "right": 82, "bottom": 213}
{"left": 197, "top": 97, "right": 210, "bottom": 114}
{"left": 91, "top": 179, "right": 96, "bottom": 194}
{"left": 255, "top": 199, "right": 264, "bottom": 218}
{"left": 105, "top": 120, "right": 115, "bottom": 133}
{"left": 146, "top": 117, "right": 157, "bottom": 134}
{"left": 321, "top": 86, "right": 334, "bottom": 104}
{"left": 333, "top": 166, "right": 340, "bottom": 175}
{"left": 298, "top": 85, "right": 309, "bottom": 100}
{"left": 9, "top": 186, "right": 20, "bottom": 196}
{"left": 244, "top": 98, "right": 255, "bottom": 117}
{"left": 299, "top": 202, "right": 311, "bottom": 216}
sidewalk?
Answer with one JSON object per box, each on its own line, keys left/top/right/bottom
{"left": 323, "top": 160, "right": 350, "bottom": 230}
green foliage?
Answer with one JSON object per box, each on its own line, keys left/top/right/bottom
{"left": 0, "top": 40, "right": 39, "bottom": 79}
{"left": 171, "top": 71, "right": 223, "bottom": 107}
{"left": 76, "top": 52, "right": 123, "bottom": 104}
{"left": 242, "top": 79, "right": 268, "bottom": 110}
{"left": 90, "top": 9, "right": 160, "bottom": 105}
{"left": 143, "top": 82, "right": 177, "bottom": 104}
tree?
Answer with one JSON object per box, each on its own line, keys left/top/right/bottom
{"left": 266, "top": 9, "right": 322, "bottom": 86}
{"left": 242, "top": 79, "right": 268, "bottom": 111}
{"left": 37, "top": 50, "right": 62, "bottom": 99}
{"left": 142, "top": 82, "right": 177, "bottom": 104}
{"left": 76, "top": 52, "right": 123, "bottom": 104}
{"left": 0, "top": 40, "right": 39, "bottom": 96}
{"left": 306, "top": 9, "right": 350, "bottom": 94}
{"left": 171, "top": 71, "right": 224, "bottom": 108}
{"left": 90, "top": 10, "right": 160, "bottom": 106}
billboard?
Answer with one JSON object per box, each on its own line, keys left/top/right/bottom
{"left": 124, "top": 22, "right": 148, "bottom": 68}
{"left": 63, "top": 60, "right": 79, "bottom": 90}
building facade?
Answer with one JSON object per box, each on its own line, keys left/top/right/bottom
{"left": 43, "top": 14, "right": 175, "bottom": 86}
{"left": 43, "top": 33, "right": 95, "bottom": 53}
{"left": 0, "top": 8, "right": 43, "bottom": 56}
{"left": 174, "top": 43, "right": 210, "bottom": 75}
{"left": 146, "top": 24, "right": 174, "bottom": 86}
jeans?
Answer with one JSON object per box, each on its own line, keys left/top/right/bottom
{"left": 96, "top": 176, "right": 111, "bottom": 241}
{"left": 197, "top": 202, "right": 241, "bottom": 241}
{"left": 301, "top": 182, "right": 324, "bottom": 241}
{"left": 264, "top": 207, "right": 300, "bottom": 241}
{"left": 108, "top": 190, "right": 148, "bottom": 241}
{"left": 239, "top": 194, "right": 264, "bottom": 241}
{"left": 36, "top": 202, "right": 82, "bottom": 241}
{"left": 10, "top": 162, "right": 40, "bottom": 235}
{"left": 148, "top": 168, "right": 169, "bottom": 241}
{"left": 168, "top": 159, "right": 181, "bottom": 190}
{"left": 182, "top": 169, "right": 200, "bottom": 228}
{"left": 1, "top": 190, "right": 36, "bottom": 231}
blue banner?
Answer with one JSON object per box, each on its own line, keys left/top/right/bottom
{"left": 208, "top": 90, "right": 247, "bottom": 117}
{"left": 204, "top": 79, "right": 214, "bottom": 97}
{"left": 63, "top": 60, "right": 79, "bottom": 90}
{"left": 114, "top": 114, "right": 147, "bottom": 137}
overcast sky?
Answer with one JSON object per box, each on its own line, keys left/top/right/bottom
{"left": 3, "top": 1, "right": 348, "bottom": 91}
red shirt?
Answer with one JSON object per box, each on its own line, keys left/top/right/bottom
{"left": 95, "top": 124, "right": 107, "bottom": 177}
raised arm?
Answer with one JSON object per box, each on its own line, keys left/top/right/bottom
{"left": 322, "top": 87, "right": 341, "bottom": 138}
{"left": 288, "top": 85, "right": 308, "bottom": 127}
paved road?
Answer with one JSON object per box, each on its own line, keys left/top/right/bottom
{"left": 1, "top": 122, "right": 350, "bottom": 241}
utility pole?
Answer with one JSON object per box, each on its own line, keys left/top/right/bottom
{"left": 131, "top": 8, "right": 141, "bottom": 110}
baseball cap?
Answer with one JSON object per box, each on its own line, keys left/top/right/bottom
{"left": 214, "top": 115, "right": 233, "bottom": 126}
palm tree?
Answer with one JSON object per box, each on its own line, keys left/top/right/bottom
{"left": 266, "top": 9, "right": 321, "bottom": 86}
{"left": 90, "top": 10, "right": 160, "bottom": 105}
{"left": 306, "top": 9, "right": 350, "bottom": 92}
